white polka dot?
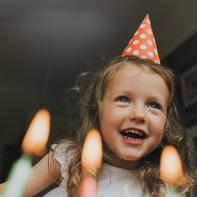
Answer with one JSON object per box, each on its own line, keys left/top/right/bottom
{"left": 139, "top": 33, "right": 146, "bottom": 38}
{"left": 140, "top": 24, "right": 146, "bottom": 28}
{"left": 146, "top": 19, "right": 150, "bottom": 24}
{"left": 133, "top": 50, "right": 139, "bottom": 56}
{"left": 140, "top": 44, "right": 147, "bottom": 50}
{"left": 134, "top": 31, "right": 139, "bottom": 36}
{"left": 148, "top": 51, "right": 154, "bottom": 57}
{"left": 153, "top": 48, "right": 157, "bottom": 53}
{"left": 141, "top": 55, "right": 147, "bottom": 59}
{"left": 133, "top": 40, "right": 139, "bottom": 45}
{"left": 147, "top": 29, "right": 152, "bottom": 34}
{"left": 147, "top": 40, "right": 153, "bottom": 46}
{"left": 126, "top": 47, "right": 132, "bottom": 52}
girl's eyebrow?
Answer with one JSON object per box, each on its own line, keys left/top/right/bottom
{"left": 148, "top": 96, "right": 167, "bottom": 104}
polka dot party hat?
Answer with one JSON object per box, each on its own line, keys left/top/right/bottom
{"left": 122, "top": 14, "right": 160, "bottom": 64}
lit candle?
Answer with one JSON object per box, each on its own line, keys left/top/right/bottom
{"left": 0, "top": 156, "right": 31, "bottom": 197}
{"left": 1, "top": 109, "right": 50, "bottom": 197}
{"left": 160, "top": 145, "right": 186, "bottom": 197}
{"left": 79, "top": 129, "right": 102, "bottom": 197}
{"left": 162, "top": 188, "right": 180, "bottom": 197}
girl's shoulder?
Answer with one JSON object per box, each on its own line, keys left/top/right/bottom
{"left": 51, "top": 140, "right": 78, "bottom": 178}
{"left": 51, "top": 139, "right": 77, "bottom": 164}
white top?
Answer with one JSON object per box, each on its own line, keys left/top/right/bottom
{"left": 43, "top": 143, "right": 148, "bottom": 197}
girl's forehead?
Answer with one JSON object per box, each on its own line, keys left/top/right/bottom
{"left": 110, "top": 63, "right": 151, "bottom": 79}
{"left": 105, "top": 64, "right": 170, "bottom": 102}
{"left": 106, "top": 63, "right": 168, "bottom": 92}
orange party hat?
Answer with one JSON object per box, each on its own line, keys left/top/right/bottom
{"left": 122, "top": 14, "right": 160, "bottom": 64}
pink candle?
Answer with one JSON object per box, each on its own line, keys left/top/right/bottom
{"left": 79, "top": 176, "right": 98, "bottom": 197}
{"left": 79, "top": 129, "right": 102, "bottom": 197}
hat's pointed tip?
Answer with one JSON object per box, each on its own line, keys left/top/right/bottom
{"left": 145, "top": 14, "right": 150, "bottom": 20}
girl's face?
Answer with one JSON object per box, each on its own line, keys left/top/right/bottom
{"left": 100, "top": 64, "right": 169, "bottom": 168}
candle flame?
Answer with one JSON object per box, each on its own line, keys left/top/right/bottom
{"left": 21, "top": 109, "right": 50, "bottom": 156}
{"left": 160, "top": 145, "right": 186, "bottom": 186}
{"left": 81, "top": 129, "right": 102, "bottom": 176}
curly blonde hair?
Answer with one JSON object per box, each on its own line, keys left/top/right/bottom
{"left": 55, "top": 56, "right": 197, "bottom": 197}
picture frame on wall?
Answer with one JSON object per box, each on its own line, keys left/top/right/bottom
{"left": 180, "top": 64, "right": 197, "bottom": 107}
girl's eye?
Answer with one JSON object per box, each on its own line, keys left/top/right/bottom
{"left": 147, "top": 102, "right": 161, "bottom": 110}
{"left": 116, "top": 96, "right": 130, "bottom": 103}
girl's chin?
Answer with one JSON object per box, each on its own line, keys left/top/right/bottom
{"left": 117, "top": 149, "right": 144, "bottom": 161}
{"left": 112, "top": 154, "right": 141, "bottom": 169}
{"left": 103, "top": 146, "right": 141, "bottom": 169}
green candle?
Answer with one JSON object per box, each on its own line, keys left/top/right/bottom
{"left": 0, "top": 109, "right": 50, "bottom": 197}
{"left": 1, "top": 155, "right": 31, "bottom": 197}
{"left": 163, "top": 187, "right": 180, "bottom": 197}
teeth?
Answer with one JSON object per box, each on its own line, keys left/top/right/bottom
{"left": 125, "top": 129, "right": 144, "bottom": 137}
{"left": 127, "top": 137, "right": 140, "bottom": 141}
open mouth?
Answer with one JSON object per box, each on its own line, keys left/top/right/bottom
{"left": 120, "top": 129, "right": 147, "bottom": 141}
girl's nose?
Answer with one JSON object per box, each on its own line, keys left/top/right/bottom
{"left": 129, "top": 104, "right": 146, "bottom": 123}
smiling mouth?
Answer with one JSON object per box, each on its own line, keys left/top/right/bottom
{"left": 120, "top": 129, "right": 147, "bottom": 141}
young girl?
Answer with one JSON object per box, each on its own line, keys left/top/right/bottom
{"left": 4, "top": 55, "right": 193, "bottom": 197}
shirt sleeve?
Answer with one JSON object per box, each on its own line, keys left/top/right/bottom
{"left": 51, "top": 142, "right": 75, "bottom": 184}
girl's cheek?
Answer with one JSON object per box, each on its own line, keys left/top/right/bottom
{"left": 112, "top": 109, "right": 129, "bottom": 119}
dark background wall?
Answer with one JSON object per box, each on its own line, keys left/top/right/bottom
{"left": 164, "top": 32, "right": 197, "bottom": 128}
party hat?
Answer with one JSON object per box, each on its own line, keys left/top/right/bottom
{"left": 122, "top": 14, "right": 160, "bottom": 63}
